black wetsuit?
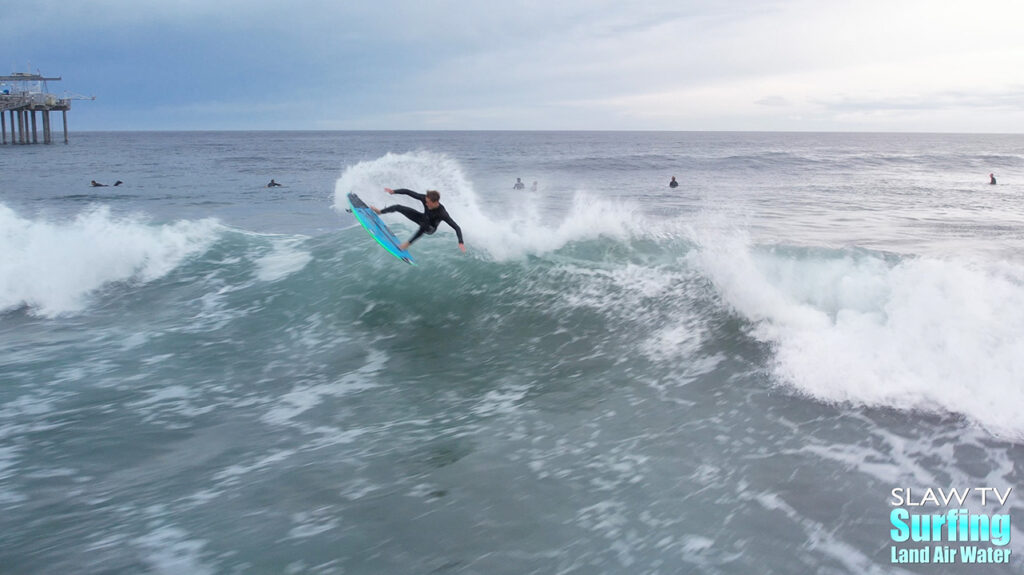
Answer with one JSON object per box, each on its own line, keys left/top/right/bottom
{"left": 381, "top": 189, "right": 464, "bottom": 246}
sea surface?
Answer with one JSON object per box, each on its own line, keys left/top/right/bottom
{"left": 1, "top": 131, "right": 1023, "bottom": 574}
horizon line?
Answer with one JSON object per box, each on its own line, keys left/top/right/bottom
{"left": 64, "top": 128, "right": 1024, "bottom": 136}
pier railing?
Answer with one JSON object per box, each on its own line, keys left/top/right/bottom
{"left": 1, "top": 93, "right": 70, "bottom": 110}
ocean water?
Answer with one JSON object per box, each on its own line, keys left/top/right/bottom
{"left": 1, "top": 131, "right": 1023, "bottom": 574}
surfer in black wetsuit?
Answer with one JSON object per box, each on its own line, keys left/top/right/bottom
{"left": 990, "top": 173, "right": 997, "bottom": 185}
{"left": 669, "top": 176, "right": 679, "bottom": 188}
{"left": 373, "top": 188, "right": 466, "bottom": 252}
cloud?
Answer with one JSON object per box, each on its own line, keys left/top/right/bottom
{"left": 821, "top": 89, "right": 1024, "bottom": 113}
{"left": 3, "top": 0, "right": 1024, "bottom": 130}
{"left": 756, "top": 96, "right": 790, "bottom": 107}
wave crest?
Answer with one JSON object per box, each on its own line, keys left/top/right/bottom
{"left": 0, "top": 204, "right": 222, "bottom": 317}
{"left": 332, "top": 151, "right": 653, "bottom": 260}
{"left": 691, "top": 234, "right": 1024, "bottom": 438}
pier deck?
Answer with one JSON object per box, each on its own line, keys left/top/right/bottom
{"left": 1, "top": 73, "right": 76, "bottom": 144}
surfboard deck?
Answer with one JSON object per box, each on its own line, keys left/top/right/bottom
{"left": 347, "top": 193, "right": 416, "bottom": 265}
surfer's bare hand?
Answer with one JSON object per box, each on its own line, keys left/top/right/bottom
{"left": 459, "top": 243, "right": 466, "bottom": 253}
{"left": 384, "top": 188, "right": 395, "bottom": 194}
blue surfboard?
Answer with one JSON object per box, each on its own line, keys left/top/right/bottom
{"left": 347, "top": 193, "right": 416, "bottom": 265}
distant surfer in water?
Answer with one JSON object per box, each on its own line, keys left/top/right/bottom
{"left": 90, "top": 180, "right": 107, "bottom": 187}
{"left": 373, "top": 188, "right": 466, "bottom": 252}
{"left": 513, "top": 178, "right": 525, "bottom": 190}
{"left": 990, "top": 173, "right": 997, "bottom": 185}
{"left": 267, "top": 179, "right": 282, "bottom": 187}
{"left": 669, "top": 176, "right": 679, "bottom": 188}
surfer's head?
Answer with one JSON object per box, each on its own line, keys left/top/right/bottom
{"left": 425, "top": 190, "right": 441, "bottom": 207}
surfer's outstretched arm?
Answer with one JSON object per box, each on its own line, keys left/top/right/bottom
{"left": 442, "top": 214, "right": 466, "bottom": 252}
{"left": 385, "top": 188, "right": 426, "bottom": 201}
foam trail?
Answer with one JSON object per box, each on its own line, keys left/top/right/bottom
{"left": 690, "top": 232, "right": 1024, "bottom": 438}
{"left": 0, "top": 203, "right": 222, "bottom": 317}
{"left": 333, "top": 151, "right": 649, "bottom": 260}
{"left": 254, "top": 238, "right": 312, "bottom": 282}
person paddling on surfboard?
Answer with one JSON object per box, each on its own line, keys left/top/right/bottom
{"left": 372, "top": 188, "right": 466, "bottom": 252}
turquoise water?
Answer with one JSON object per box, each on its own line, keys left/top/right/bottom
{"left": 2, "top": 132, "right": 1023, "bottom": 573}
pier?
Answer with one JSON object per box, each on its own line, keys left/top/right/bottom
{"left": 0, "top": 72, "right": 85, "bottom": 145}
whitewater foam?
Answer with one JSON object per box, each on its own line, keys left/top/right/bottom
{"left": 333, "top": 151, "right": 654, "bottom": 260}
{"left": 691, "top": 232, "right": 1024, "bottom": 438}
{"left": 253, "top": 238, "right": 312, "bottom": 282}
{"left": 0, "top": 204, "right": 222, "bottom": 317}
{"left": 133, "top": 525, "right": 213, "bottom": 575}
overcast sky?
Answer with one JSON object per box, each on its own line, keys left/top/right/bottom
{"left": 3, "top": 0, "right": 1023, "bottom": 132}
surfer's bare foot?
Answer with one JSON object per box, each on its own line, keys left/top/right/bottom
{"left": 399, "top": 241, "right": 410, "bottom": 251}
{"left": 371, "top": 206, "right": 381, "bottom": 214}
